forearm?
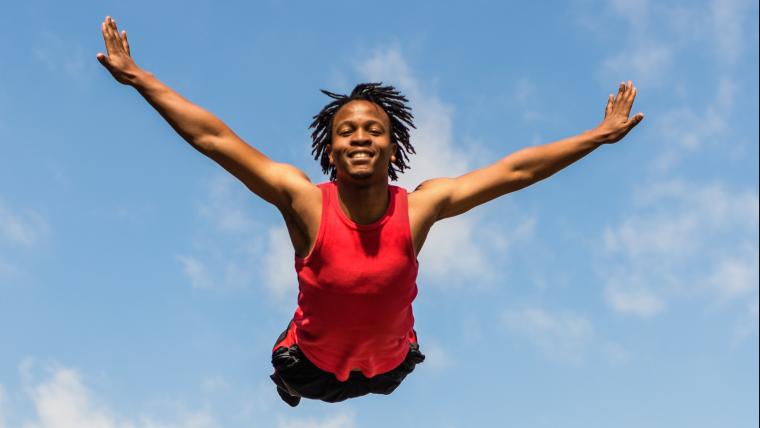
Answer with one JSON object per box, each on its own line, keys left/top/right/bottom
{"left": 506, "top": 130, "right": 607, "bottom": 183}
{"left": 129, "top": 69, "right": 229, "bottom": 153}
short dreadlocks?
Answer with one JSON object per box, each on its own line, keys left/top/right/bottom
{"left": 309, "top": 82, "right": 416, "bottom": 181}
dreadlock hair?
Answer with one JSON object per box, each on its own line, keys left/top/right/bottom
{"left": 309, "top": 82, "right": 416, "bottom": 181}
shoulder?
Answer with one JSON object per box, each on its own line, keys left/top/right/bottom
{"left": 408, "top": 178, "right": 455, "bottom": 221}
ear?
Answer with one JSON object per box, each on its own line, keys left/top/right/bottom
{"left": 327, "top": 144, "right": 334, "bottom": 165}
{"left": 390, "top": 143, "right": 398, "bottom": 162}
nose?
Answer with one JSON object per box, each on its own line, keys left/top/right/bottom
{"left": 350, "top": 129, "right": 371, "bottom": 146}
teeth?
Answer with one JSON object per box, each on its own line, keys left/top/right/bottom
{"left": 351, "top": 152, "right": 371, "bottom": 158}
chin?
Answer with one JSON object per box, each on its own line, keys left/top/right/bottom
{"left": 348, "top": 170, "right": 374, "bottom": 180}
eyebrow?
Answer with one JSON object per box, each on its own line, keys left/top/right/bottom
{"left": 334, "top": 119, "right": 387, "bottom": 129}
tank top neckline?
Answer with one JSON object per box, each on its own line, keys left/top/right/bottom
{"left": 329, "top": 181, "right": 396, "bottom": 231}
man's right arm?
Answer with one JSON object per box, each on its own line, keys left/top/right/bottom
{"left": 97, "top": 16, "right": 310, "bottom": 209}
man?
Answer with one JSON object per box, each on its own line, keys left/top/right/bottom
{"left": 97, "top": 16, "right": 644, "bottom": 406}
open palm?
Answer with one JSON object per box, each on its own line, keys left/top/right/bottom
{"left": 96, "top": 16, "right": 138, "bottom": 85}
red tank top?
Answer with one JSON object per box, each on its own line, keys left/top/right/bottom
{"left": 280, "top": 181, "right": 419, "bottom": 381}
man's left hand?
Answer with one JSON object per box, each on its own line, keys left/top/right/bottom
{"left": 593, "top": 80, "right": 644, "bottom": 144}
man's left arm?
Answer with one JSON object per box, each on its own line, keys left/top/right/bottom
{"left": 425, "top": 80, "right": 644, "bottom": 220}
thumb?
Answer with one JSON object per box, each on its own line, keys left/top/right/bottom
{"left": 627, "top": 112, "right": 645, "bottom": 128}
{"left": 96, "top": 53, "right": 111, "bottom": 69}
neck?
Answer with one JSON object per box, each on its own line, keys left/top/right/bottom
{"left": 335, "top": 179, "right": 390, "bottom": 225}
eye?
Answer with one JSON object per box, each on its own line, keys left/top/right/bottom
{"left": 369, "top": 128, "right": 383, "bottom": 136}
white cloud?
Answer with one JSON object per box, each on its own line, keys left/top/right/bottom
{"left": 0, "top": 199, "right": 49, "bottom": 284}
{"left": 419, "top": 340, "right": 454, "bottom": 372}
{"left": 604, "top": 284, "right": 665, "bottom": 318}
{"left": 175, "top": 255, "right": 214, "bottom": 289}
{"left": 502, "top": 307, "right": 594, "bottom": 363}
{"left": 176, "top": 173, "right": 269, "bottom": 292}
{"left": 355, "top": 48, "right": 529, "bottom": 286}
{"left": 709, "top": 0, "right": 752, "bottom": 64}
{"left": 200, "top": 376, "right": 230, "bottom": 394}
{"left": 33, "top": 31, "right": 90, "bottom": 83}
{"left": 703, "top": 254, "right": 759, "bottom": 299}
{"left": 588, "top": 0, "right": 752, "bottom": 87}
{"left": 733, "top": 297, "right": 760, "bottom": 343}
{"left": 592, "top": 0, "right": 672, "bottom": 87}
{"left": 0, "top": 258, "right": 19, "bottom": 282}
{"left": 17, "top": 361, "right": 218, "bottom": 428}
{"left": 600, "top": 44, "right": 673, "bottom": 88}
{"left": 197, "top": 175, "right": 259, "bottom": 235}
{"left": 609, "top": 0, "right": 651, "bottom": 29}
{"left": 0, "top": 198, "right": 49, "bottom": 247}
{"left": 0, "top": 383, "right": 7, "bottom": 428}
{"left": 596, "top": 179, "right": 759, "bottom": 320}
{"left": 652, "top": 76, "right": 737, "bottom": 172}
{"left": 262, "top": 226, "right": 296, "bottom": 301}
{"left": 276, "top": 411, "right": 356, "bottom": 428}
{"left": 418, "top": 216, "right": 494, "bottom": 283}
{"left": 601, "top": 341, "right": 631, "bottom": 365}
{"left": 356, "top": 48, "right": 470, "bottom": 186}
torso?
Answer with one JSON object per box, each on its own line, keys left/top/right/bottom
{"left": 281, "top": 181, "right": 438, "bottom": 374}
{"left": 280, "top": 182, "right": 439, "bottom": 259}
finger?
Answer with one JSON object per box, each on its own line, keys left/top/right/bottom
{"left": 624, "top": 80, "right": 634, "bottom": 102}
{"left": 106, "top": 17, "right": 118, "bottom": 42}
{"left": 605, "top": 94, "right": 613, "bottom": 118}
{"left": 121, "top": 30, "right": 130, "bottom": 56}
{"left": 106, "top": 17, "right": 125, "bottom": 54}
{"left": 101, "top": 20, "right": 117, "bottom": 55}
{"left": 96, "top": 52, "right": 111, "bottom": 69}
{"left": 109, "top": 17, "right": 122, "bottom": 45}
{"left": 109, "top": 16, "right": 118, "bottom": 34}
{"left": 105, "top": 16, "right": 115, "bottom": 39}
{"left": 626, "top": 112, "right": 645, "bottom": 128}
{"left": 614, "top": 81, "right": 625, "bottom": 109}
{"left": 624, "top": 86, "right": 637, "bottom": 116}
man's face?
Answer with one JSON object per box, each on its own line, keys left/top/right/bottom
{"left": 328, "top": 100, "right": 397, "bottom": 182}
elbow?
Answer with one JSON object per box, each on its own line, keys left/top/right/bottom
{"left": 503, "top": 159, "right": 538, "bottom": 188}
{"left": 195, "top": 131, "right": 228, "bottom": 155}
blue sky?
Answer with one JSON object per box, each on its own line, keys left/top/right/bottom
{"left": 0, "top": 0, "right": 758, "bottom": 427}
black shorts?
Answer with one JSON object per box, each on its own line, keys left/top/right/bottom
{"left": 269, "top": 321, "right": 425, "bottom": 406}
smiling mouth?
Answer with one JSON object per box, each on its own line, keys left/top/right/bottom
{"left": 348, "top": 151, "right": 374, "bottom": 159}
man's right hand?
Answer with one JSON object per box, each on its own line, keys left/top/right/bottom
{"left": 96, "top": 16, "right": 140, "bottom": 85}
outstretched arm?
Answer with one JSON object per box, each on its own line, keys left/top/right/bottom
{"left": 96, "top": 16, "right": 311, "bottom": 208}
{"left": 416, "top": 81, "right": 644, "bottom": 220}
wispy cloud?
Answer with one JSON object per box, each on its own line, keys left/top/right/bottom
{"left": 582, "top": 0, "right": 753, "bottom": 87}
{"left": 277, "top": 411, "right": 356, "bottom": 428}
{"left": 733, "top": 298, "right": 759, "bottom": 342}
{"left": 175, "top": 255, "right": 215, "bottom": 290}
{"left": 590, "top": 0, "right": 673, "bottom": 87}
{"left": 651, "top": 76, "right": 738, "bottom": 172}
{"left": 17, "top": 359, "right": 218, "bottom": 428}
{"left": 600, "top": 44, "right": 673, "bottom": 88}
{"left": 200, "top": 375, "right": 231, "bottom": 394}
{"left": 596, "top": 179, "right": 759, "bottom": 325}
{"left": 354, "top": 48, "right": 533, "bottom": 286}
{"left": 175, "top": 174, "right": 266, "bottom": 292}
{"left": 0, "top": 383, "right": 6, "bottom": 428}
{"left": 196, "top": 174, "right": 259, "bottom": 235}
{"left": 33, "top": 31, "right": 91, "bottom": 83}
{"left": 709, "top": 0, "right": 753, "bottom": 64}
{"left": 418, "top": 339, "right": 454, "bottom": 372}
{"left": 262, "top": 226, "right": 297, "bottom": 301}
{"left": 0, "top": 198, "right": 49, "bottom": 248}
{"left": 502, "top": 306, "right": 595, "bottom": 363}
{"left": 0, "top": 198, "right": 49, "bottom": 284}
{"left": 0, "top": 259, "right": 18, "bottom": 283}
{"left": 603, "top": 285, "right": 665, "bottom": 318}
{"left": 176, "top": 173, "right": 300, "bottom": 307}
